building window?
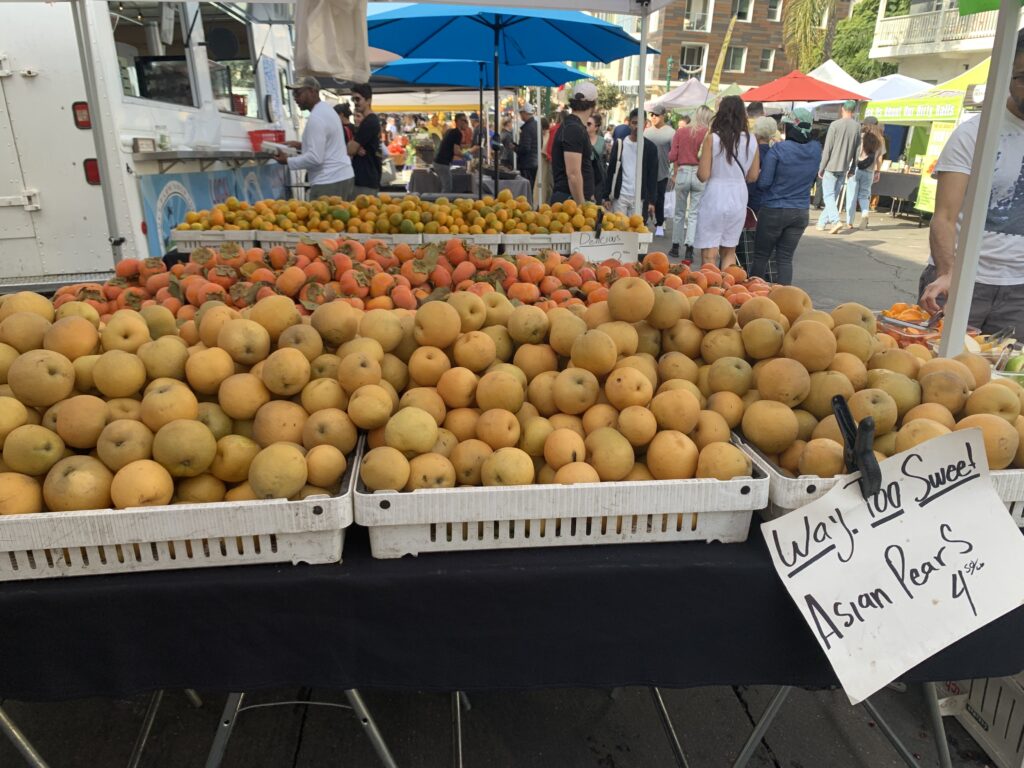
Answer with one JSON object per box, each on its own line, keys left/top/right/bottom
{"left": 678, "top": 44, "right": 708, "bottom": 81}
{"left": 724, "top": 46, "right": 747, "bottom": 73}
{"left": 767, "top": 0, "right": 783, "bottom": 21}
{"left": 759, "top": 49, "right": 776, "bottom": 71}
{"left": 199, "top": 2, "right": 261, "bottom": 118}
{"left": 684, "top": 0, "right": 712, "bottom": 31}
{"left": 731, "top": 0, "right": 754, "bottom": 21}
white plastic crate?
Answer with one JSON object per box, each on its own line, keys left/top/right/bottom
{"left": 168, "top": 230, "right": 225, "bottom": 251}
{"left": 946, "top": 676, "right": 1024, "bottom": 768}
{"left": 354, "top": 445, "right": 768, "bottom": 559}
{"left": 0, "top": 459, "right": 356, "bottom": 581}
{"left": 738, "top": 439, "right": 1024, "bottom": 524}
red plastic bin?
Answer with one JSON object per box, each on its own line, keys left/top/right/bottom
{"left": 248, "top": 129, "right": 286, "bottom": 151}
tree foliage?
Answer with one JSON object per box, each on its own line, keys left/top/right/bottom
{"left": 832, "top": 0, "right": 899, "bottom": 81}
{"left": 782, "top": 0, "right": 833, "bottom": 72}
{"left": 593, "top": 76, "right": 623, "bottom": 111}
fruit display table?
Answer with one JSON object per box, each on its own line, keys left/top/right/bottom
{"left": 1, "top": 527, "right": 1022, "bottom": 701}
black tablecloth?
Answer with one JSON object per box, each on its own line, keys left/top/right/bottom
{"left": 3, "top": 527, "right": 1023, "bottom": 702}
{"left": 873, "top": 172, "right": 922, "bottom": 201}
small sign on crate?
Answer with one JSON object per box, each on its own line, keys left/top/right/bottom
{"left": 569, "top": 231, "right": 640, "bottom": 263}
{"left": 763, "top": 429, "right": 1024, "bottom": 704}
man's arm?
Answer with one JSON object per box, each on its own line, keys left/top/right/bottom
{"left": 287, "top": 120, "right": 324, "bottom": 171}
{"left": 818, "top": 125, "right": 834, "bottom": 176}
{"left": 745, "top": 144, "right": 761, "bottom": 183}
{"left": 602, "top": 141, "right": 618, "bottom": 205}
{"left": 564, "top": 151, "right": 585, "bottom": 203}
{"left": 348, "top": 114, "right": 374, "bottom": 157}
{"left": 920, "top": 171, "right": 970, "bottom": 313}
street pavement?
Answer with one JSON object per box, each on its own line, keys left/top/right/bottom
{"left": 0, "top": 216, "right": 999, "bottom": 768}
{"left": 648, "top": 209, "right": 931, "bottom": 311}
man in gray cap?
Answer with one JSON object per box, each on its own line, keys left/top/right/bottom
{"left": 817, "top": 99, "right": 861, "bottom": 233}
{"left": 644, "top": 104, "right": 676, "bottom": 236}
{"left": 516, "top": 103, "right": 539, "bottom": 189}
{"left": 276, "top": 76, "right": 354, "bottom": 200}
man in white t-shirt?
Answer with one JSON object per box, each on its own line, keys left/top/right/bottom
{"left": 602, "top": 108, "right": 657, "bottom": 219}
{"left": 276, "top": 76, "right": 354, "bottom": 200}
{"left": 920, "top": 30, "right": 1024, "bottom": 333}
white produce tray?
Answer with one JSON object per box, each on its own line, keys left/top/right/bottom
{"left": 168, "top": 230, "right": 256, "bottom": 251}
{"left": 945, "top": 676, "right": 1024, "bottom": 768}
{"left": 737, "top": 438, "right": 1024, "bottom": 524}
{"left": 354, "top": 443, "right": 768, "bottom": 559}
{"left": 0, "top": 458, "right": 356, "bottom": 581}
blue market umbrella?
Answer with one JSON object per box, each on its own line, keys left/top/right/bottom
{"left": 367, "top": 3, "right": 655, "bottom": 193}
{"left": 372, "top": 59, "right": 593, "bottom": 89}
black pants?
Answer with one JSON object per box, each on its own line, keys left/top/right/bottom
{"left": 751, "top": 207, "right": 808, "bottom": 285}
{"left": 520, "top": 166, "right": 537, "bottom": 187}
{"left": 654, "top": 177, "right": 668, "bottom": 226}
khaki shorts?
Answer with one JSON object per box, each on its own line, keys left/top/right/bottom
{"left": 918, "top": 264, "right": 1024, "bottom": 336}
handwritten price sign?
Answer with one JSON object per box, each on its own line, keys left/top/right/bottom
{"left": 762, "top": 429, "right": 1024, "bottom": 704}
{"left": 569, "top": 231, "right": 640, "bottom": 263}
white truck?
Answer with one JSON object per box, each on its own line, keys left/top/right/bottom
{"left": 1, "top": 0, "right": 299, "bottom": 291}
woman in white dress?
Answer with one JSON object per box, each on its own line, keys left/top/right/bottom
{"left": 694, "top": 96, "right": 761, "bottom": 270}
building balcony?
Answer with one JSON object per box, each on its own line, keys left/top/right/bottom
{"left": 870, "top": 8, "right": 999, "bottom": 60}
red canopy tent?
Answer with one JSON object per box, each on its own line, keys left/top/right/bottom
{"left": 740, "top": 71, "right": 866, "bottom": 103}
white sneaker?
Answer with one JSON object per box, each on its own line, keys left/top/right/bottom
{"left": 655, "top": 226, "right": 665, "bottom": 237}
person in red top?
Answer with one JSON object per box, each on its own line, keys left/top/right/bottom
{"left": 668, "top": 105, "right": 713, "bottom": 261}
{"left": 334, "top": 102, "right": 355, "bottom": 144}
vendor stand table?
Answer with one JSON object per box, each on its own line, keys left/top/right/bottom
{"left": 2, "top": 528, "right": 1022, "bottom": 765}
{"left": 472, "top": 175, "right": 533, "bottom": 206}
{"left": 872, "top": 172, "right": 923, "bottom": 218}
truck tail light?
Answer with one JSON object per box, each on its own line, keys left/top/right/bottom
{"left": 72, "top": 101, "right": 91, "bottom": 129}
{"left": 83, "top": 159, "right": 100, "bottom": 185}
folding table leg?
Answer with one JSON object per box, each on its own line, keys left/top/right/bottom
{"left": 731, "top": 685, "right": 791, "bottom": 768}
{"left": 923, "top": 682, "right": 953, "bottom": 768}
{"left": 0, "top": 703, "right": 49, "bottom": 768}
{"left": 204, "top": 692, "right": 245, "bottom": 768}
{"left": 126, "top": 689, "right": 164, "bottom": 768}
{"left": 451, "top": 692, "right": 463, "bottom": 768}
{"left": 185, "top": 689, "right": 204, "bottom": 709}
{"left": 860, "top": 698, "right": 918, "bottom": 768}
{"left": 649, "top": 687, "right": 691, "bottom": 768}
{"left": 344, "top": 689, "right": 399, "bottom": 768}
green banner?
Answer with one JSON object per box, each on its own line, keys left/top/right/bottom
{"left": 958, "top": 0, "right": 1021, "bottom": 15}
{"left": 865, "top": 97, "right": 961, "bottom": 124}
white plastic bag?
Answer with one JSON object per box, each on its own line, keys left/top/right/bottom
{"left": 663, "top": 188, "right": 676, "bottom": 219}
{"left": 183, "top": 107, "right": 222, "bottom": 150}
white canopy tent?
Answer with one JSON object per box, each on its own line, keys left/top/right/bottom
{"left": 645, "top": 79, "right": 710, "bottom": 111}
{"left": 857, "top": 73, "right": 932, "bottom": 102}
{"left": 372, "top": 89, "right": 513, "bottom": 112}
{"left": 807, "top": 59, "right": 862, "bottom": 92}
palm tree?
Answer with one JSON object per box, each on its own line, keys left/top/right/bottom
{"left": 782, "top": 0, "right": 838, "bottom": 72}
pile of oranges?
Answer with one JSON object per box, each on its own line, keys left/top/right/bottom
{"left": 177, "top": 191, "right": 647, "bottom": 236}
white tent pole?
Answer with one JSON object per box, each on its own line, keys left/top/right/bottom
{"left": 633, "top": 3, "right": 649, "bottom": 214}
{"left": 938, "top": 0, "right": 1020, "bottom": 357}
{"left": 536, "top": 86, "right": 543, "bottom": 202}
{"left": 70, "top": 0, "right": 124, "bottom": 262}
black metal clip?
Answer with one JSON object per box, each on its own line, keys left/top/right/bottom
{"left": 831, "top": 394, "right": 882, "bottom": 499}
{"left": 594, "top": 207, "right": 604, "bottom": 239}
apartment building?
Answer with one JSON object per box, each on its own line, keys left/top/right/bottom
{"left": 869, "top": 0, "right": 1002, "bottom": 84}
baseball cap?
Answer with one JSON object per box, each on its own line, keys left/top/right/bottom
{"left": 520, "top": 103, "right": 536, "bottom": 115}
{"left": 863, "top": 115, "right": 879, "bottom": 125}
{"left": 650, "top": 104, "right": 667, "bottom": 116}
{"left": 572, "top": 81, "right": 598, "bottom": 102}
{"left": 842, "top": 99, "right": 858, "bottom": 112}
{"left": 286, "top": 75, "right": 320, "bottom": 91}
{"left": 469, "top": 112, "right": 480, "bottom": 120}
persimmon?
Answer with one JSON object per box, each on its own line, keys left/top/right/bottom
{"left": 115, "top": 259, "right": 142, "bottom": 279}
{"left": 452, "top": 262, "right": 476, "bottom": 283}
{"left": 390, "top": 285, "right": 417, "bottom": 310}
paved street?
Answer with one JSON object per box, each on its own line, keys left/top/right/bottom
{"left": 648, "top": 209, "right": 931, "bottom": 311}
{"left": 0, "top": 216, "right": 999, "bottom": 768}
